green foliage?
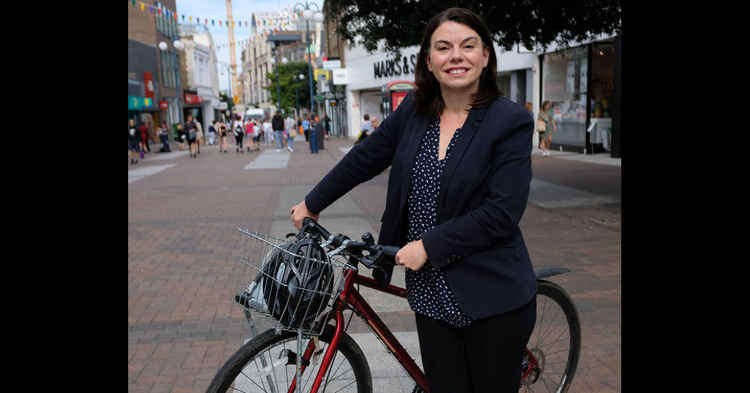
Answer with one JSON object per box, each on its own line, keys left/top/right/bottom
{"left": 219, "top": 92, "right": 233, "bottom": 112}
{"left": 263, "top": 61, "right": 317, "bottom": 113}
{"left": 324, "top": 0, "right": 622, "bottom": 56}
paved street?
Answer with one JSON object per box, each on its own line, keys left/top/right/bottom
{"left": 128, "top": 136, "right": 620, "bottom": 393}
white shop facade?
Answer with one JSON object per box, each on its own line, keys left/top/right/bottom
{"left": 341, "top": 41, "right": 538, "bottom": 140}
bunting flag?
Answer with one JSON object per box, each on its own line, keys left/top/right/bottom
{"left": 130, "top": 1, "right": 302, "bottom": 33}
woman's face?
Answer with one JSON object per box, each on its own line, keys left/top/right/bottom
{"left": 427, "top": 21, "right": 489, "bottom": 93}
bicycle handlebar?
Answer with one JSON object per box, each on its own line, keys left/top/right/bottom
{"left": 300, "top": 218, "right": 399, "bottom": 286}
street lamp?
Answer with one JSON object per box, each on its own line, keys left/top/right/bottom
{"left": 292, "top": 1, "right": 323, "bottom": 117}
{"left": 295, "top": 73, "right": 304, "bottom": 119}
{"left": 158, "top": 40, "right": 185, "bottom": 124}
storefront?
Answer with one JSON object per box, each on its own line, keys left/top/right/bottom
{"left": 128, "top": 95, "right": 160, "bottom": 128}
{"left": 182, "top": 90, "right": 203, "bottom": 123}
{"left": 343, "top": 44, "right": 420, "bottom": 139}
{"left": 540, "top": 36, "right": 619, "bottom": 155}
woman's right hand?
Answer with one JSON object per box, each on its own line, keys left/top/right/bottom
{"left": 290, "top": 200, "right": 319, "bottom": 229}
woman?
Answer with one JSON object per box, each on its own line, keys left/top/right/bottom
{"left": 245, "top": 119, "right": 255, "bottom": 152}
{"left": 186, "top": 118, "right": 198, "bottom": 159}
{"left": 218, "top": 120, "right": 228, "bottom": 153}
{"left": 285, "top": 114, "right": 296, "bottom": 152}
{"left": 290, "top": 8, "right": 536, "bottom": 393}
{"left": 538, "top": 100, "right": 557, "bottom": 156}
{"left": 233, "top": 120, "right": 245, "bottom": 153}
{"left": 138, "top": 121, "right": 150, "bottom": 157}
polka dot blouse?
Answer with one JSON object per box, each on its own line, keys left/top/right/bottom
{"left": 405, "top": 117, "right": 473, "bottom": 328}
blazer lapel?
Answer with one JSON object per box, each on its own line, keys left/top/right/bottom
{"left": 437, "top": 105, "right": 489, "bottom": 217}
{"left": 397, "top": 112, "right": 431, "bottom": 214}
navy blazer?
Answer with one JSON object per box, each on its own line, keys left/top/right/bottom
{"left": 305, "top": 93, "right": 537, "bottom": 319}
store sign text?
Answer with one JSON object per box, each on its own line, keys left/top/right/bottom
{"left": 374, "top": 54, "right": 417, "bottom": 79}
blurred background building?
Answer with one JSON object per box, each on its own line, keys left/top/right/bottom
{"left": 128, "top": 0, "right": 183, "bottom": 130}
{"left": 179, "top": 24, "right": 221, "bottom": 127}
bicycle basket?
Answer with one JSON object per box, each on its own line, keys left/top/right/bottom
{"left": 236, "top": 228, "right": 343, "bottom": 336}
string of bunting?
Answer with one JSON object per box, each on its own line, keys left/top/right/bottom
{"left": 129, "top": 0, "right": 306, "bottom": 33}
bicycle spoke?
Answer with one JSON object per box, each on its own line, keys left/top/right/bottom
{"left": 331, "top": 379, "right": 357, "bottom": 393}
{"left": 537, "top": 310, "right": 564, "bottom": 347}
{"left": 539, "top": 373, "right": 555, "bottom": 393}
{"left": 543, "top": 327, "right": 570, "bottom": 354}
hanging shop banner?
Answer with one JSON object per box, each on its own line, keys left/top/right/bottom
{"left": 184, "top": 93, "right": 203, "bottom": 105}
{"left": 159, "top": 101, "right": 169, "bottom": 110}
{"left": 143, "top": 72, "right": 155, "bottom": 99}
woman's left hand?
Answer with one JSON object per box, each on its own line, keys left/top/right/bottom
{"left": 395, "top": 240, "right": 428, "bottom": 271}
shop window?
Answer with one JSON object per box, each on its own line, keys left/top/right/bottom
{"left": 589, "top": 39, "right": 617, "bottom": 152}
{"left": 543, "top": 46, "right": 588, "bottom": 147}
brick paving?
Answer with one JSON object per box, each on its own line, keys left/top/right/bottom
{"left": 129, "top": 137, "right": 620, "bottom": 393}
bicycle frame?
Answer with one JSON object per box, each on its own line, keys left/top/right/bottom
{"left": 290, "top": 267, "right": 430, "bottom": 393}
{"left": 247, "top": 234, "right": 566, "bottom": 393}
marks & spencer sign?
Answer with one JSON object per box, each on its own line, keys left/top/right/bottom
{"left": 374, "top": 54, "right": 417, "bottom": 79}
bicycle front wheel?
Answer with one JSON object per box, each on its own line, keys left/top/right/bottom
{"left": 206, "top": 324, "right": 372, "bottom": 393}
{"left": 521, "top": 280, "right": 581, "bottom": 393}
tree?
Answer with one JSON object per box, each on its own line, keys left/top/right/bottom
{"left": 264, "top": 61, "right": 316, "bottom": 115}
{"left": 323, "top": 0, "right": 622, "bottom": 56}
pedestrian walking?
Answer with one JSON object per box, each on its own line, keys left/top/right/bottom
{"left": 302, "top": 116, "right": 311, "bottom": 142}
{"left": 244, "top": 119, "right": 256, "bottom": 152}
{"left": 128, "top": 119, "right": 141, "bottom": 164}
{"left": 137, "top": 121, "right": 149, "bottom": 158}
{"left": 285, "top": 113, "right": 296, "bottom": 152}
{"left": 233, "top": 120, "right": 245, "bottom": 153}
{"left": 290, "top": 8, "right": 536, "bottom": 393}
{"left": 218, "top": 120, "right": 228, "bottom": 153}
{"left": 324, "top": 114, "right": 331, "bottom": 139}
{"left": 309, "top": 115, "right": 320, "bottom": 154}
{"left": 538, "top": 100, "right": 557, "bottom": 156}
{"left": 195, "top": 118, "right": 203, "bottom": 155}
{"left": 184, "top": 115, "right": 199, "bottom": 158}
{"left": 272, "top": 112, "right": 285, "bottom": 152}
{"left": 262, "top": 117, "right": 273, "bottom": 146}
{"left": 157, "top": 122, "right": 171, "bottom": 152}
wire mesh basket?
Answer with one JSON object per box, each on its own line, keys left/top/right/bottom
{"left": 235, "top": 227, "right": 351, "bottom": 337}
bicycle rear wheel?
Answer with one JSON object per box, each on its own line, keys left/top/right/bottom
{"left": 206, "top": 324, "right": 372, "bottom": 393}
{"left": 520, "top": 280, "right": 581, "bottom": 393}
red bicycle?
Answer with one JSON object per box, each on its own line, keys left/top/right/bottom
{"left": 207, "top": 218, "right": 580, "bottom": 393}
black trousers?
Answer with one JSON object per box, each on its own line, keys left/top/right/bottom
{"left": 415, "top": 296, "right": 536, "bottom": 393}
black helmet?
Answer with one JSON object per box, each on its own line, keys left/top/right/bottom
{"left": 261, "top": 237, "right": 334, "bottom": 329}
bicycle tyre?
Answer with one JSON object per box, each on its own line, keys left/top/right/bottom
{"left": 521, "top": 280, "right": 581, "bottom": 393}
{"left": 206, "top": 324, "right": 372, "bottom": 393}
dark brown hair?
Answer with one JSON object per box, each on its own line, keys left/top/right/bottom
{"left": 414, "top": 7, "right": 501, "bottom": 117}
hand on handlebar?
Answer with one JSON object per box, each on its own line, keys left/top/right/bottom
{"left": 290, "top": 200, "right": 319, "bottom": 230}
{"left": 395, "top": 240, "right": 427, "bottom": 271}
